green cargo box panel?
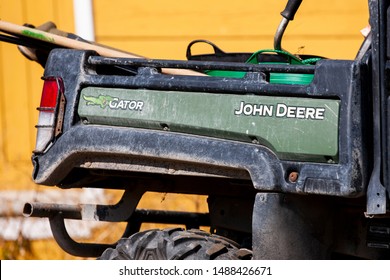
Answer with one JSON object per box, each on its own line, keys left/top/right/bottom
{"left": 78, "top": 87, "right": 340, "bottom": 163}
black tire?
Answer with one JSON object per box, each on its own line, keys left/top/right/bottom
{"left": 98, "top": 228, "right": 252, "bottom": 260}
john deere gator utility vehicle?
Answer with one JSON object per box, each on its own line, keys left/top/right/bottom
{"left": 1, "top": 0, "right": 390, "bottom": 259}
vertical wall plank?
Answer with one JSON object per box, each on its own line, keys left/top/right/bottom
{"left": 0, "top": 0, "right": 31, "bottom": 162}
{"left": 0, "top": 0, "right": 74, "bottom": 189}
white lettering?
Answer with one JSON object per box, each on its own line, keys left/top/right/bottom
{"left": 276, "top": 103, "right": 287, "bottom": 117}
{"left": 235, "top": 102, "right": 326, "bottom": 120}
{"left": 129, "top": 101, "right": 137, "bottom": 110}
{"left": 109, "top": 98, "right": 143, "bottom": 111}
{"left": 123, "top": 100, "right": 130, "bottom": 108}
{"left": 135, "top": 101, "right": 144, "bottom": 111}
{"left": 243, "top": 104, "right": 253, "bottom": 115}
{"left": 234, "top": 101, "right": 244, "bottom": 115}
{"left": 305, "top": 107, "right": 316, "bottom": 119}
{"left": 315, "top": 108, "right": 325, "bottom": 120}
{"left": 252, "top": 104, "right": 263, "bottom": 116}
{"left": 264, "top": 105, "right": 273, "bottom": 117}
{"left": 287, "top": 106, "right": 296, "bottom": 118}
{"left": 109, "top": 98, "right": 119, "bottom": 109}
{"left": 120, "top": 100, "right": 128, "bottom": 109}
{"left": 296, "top": 107, "right": 305, "bottom": 119}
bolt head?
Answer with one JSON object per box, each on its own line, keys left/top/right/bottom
{"left": 288, "top": 172, "right": 299, "bottom": 183}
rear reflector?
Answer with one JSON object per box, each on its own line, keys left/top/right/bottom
{"left": 34, "top": 77, "right": 65, "bottom": 153}
{"left": 40, "top": 79, "right": 60, "bottom": 109}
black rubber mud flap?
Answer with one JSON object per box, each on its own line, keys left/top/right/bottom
{"left": 98, "top": 228, "right": 252, "bottom": 260}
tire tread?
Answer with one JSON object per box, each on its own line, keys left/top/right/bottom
{"left": 98, "top": 228, "right": 252, "bottom": 260}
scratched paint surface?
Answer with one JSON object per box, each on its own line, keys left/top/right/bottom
{"left": 21, "top": 29, "right": 55, "bottom": 43}
{"left": 79, "top": 87, "right": 340, "bottom": 162}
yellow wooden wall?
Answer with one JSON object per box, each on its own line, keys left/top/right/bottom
{"left": 94, "top": 0, "right": 369, "bottom": 60}
{"left": 0, "top": 0, "right": 74, "bottom": 190}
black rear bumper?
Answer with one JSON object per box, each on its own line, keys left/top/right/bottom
{"left": 33, "top": 123, "right": 362, "bottom": 197}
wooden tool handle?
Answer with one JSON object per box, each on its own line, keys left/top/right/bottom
{"left": 0, "top": 20, "right": 205, "bottom": 76}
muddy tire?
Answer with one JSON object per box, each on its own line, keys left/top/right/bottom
{"left": 98, "top": 228, "right": 252, "bottom": 260}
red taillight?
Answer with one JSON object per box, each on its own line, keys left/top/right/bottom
{"left": 34, "top": 77, "right": 65, "bottom": 153}
{"left": 40, "top": 79, "right": 60, "bottom": 110}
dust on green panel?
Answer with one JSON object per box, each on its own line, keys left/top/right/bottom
{"left": 78, "top": 87, "right": 340, "bottom": 163}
